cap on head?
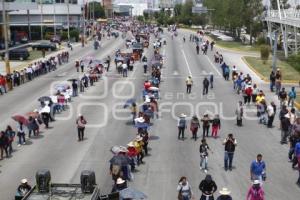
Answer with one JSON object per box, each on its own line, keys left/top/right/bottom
{"left": 21, "top": 179, "right": 28, "bottom": 184}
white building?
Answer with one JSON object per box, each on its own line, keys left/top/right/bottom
{"left": 113, "top": 0, "right": 148, "bottom": 16}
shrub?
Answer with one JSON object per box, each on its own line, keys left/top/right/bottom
{"left": 61, "top": 31, "right": 68, "bottom": 41}
{"left": 70, "top": 29, "right": 80, "bottom": 42}
{"left": 256, "top": 37, "right": 266, "bottom": 45}
{"left": 260, "top": 45, "right": 270, "bottom": 64}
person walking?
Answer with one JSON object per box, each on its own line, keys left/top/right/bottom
{"left": 199, "top": 174, "right": 217, "bottom": 200}
{"left": 223, "top": 134, "right": 237, "bottom": 171}
{"left": 288, "top": 86, "right": 297, "bottom": 108}
{"left": 17, "top": 122, "right": 26, "bottom": 146}
{"left": 280, "top": 113, "right": 291, "bottom": 144}
{"left": 177, "top": 177, "right": 195, "bottom": 200}
{"left": 5, "top": 125, "right": 15, "bottom": 156}
{"left": 210, "top": 73, "right": 214, "bottom": 89}
{"left": 186, "top": 76, "right": 193, "bottom": 94}
{"left": 216, "top": 188, "right": 232, "bottom": 200}
{"left": 80, "top": 61, "right": 84, "bottom": 73}
{"left": 211, "top": 115, "right": 221, "bottom": 138}
{"left": 203, "top": 77, "right": 210, "bottom": 95}
{"left": 236, "top": 101, "right": 244, "bottom": 126}
{"left": 122, "top": 62, "right": 128, "bottom": 77}
{"left": 278, "top": 87, "right": 287, "bottom": 108}
{"left": 196, "top": 45, "right": 200, "bottom": 55}
{"left": 190, "top": 115, "right": 200, "bottom": 141}
{"left": 76, "top": 114, "right": 87, "bottom": 141}
{"left": 201, "top": 114, "right": 211, "bottom": 139}
{"left": 199, "top": 139, "right": 213, "bottom": 173}
{"left": 246, "top": 180, "right": 265, "bottom": 200}
{"left": 269, "top": 71, "right": 276, "bottom": 92}
{"left": 0, "top": 131, "right": 9, "bottom": 160}
{"left": 250, "top": 154, "right": 266, "bottom": 183}
{"left": 72, "top": 80, "right": 78, "bottom": 97}
{"left": 178, "top": 113, "right": 187, "bottom": 140}
{"left": 295, "top": 140, "right": 300, "bottom": 186}
{"left": 266, "top": 102, "right": 275, "bottom": 128}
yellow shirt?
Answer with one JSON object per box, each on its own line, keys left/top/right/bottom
{"left": 256, "top": 95, "right": 265, "bottom": 103}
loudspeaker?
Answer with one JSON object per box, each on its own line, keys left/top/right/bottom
{"left": 36, "top": 169, "right": 51, "bottom": 193}
{"left": 80, "top": 170, "right": 96, "bottom": 193}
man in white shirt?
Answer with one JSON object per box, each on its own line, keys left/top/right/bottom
{"left": 122, "top": 63, "right": 128, "bottom": 77}
{"left": 267, "top": 102, "right": 275, "bottom": 128}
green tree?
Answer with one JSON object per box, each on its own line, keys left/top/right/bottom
{"left": 243, "top": 0, "right": 263, "bottom": 45}
{"left": 137, "top": 16, "right": 144, "bottom": 22}
{"left": 88, "top": 1, "right": 105, "bottom": 19}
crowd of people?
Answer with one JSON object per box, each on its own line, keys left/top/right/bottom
{"left": 173, "top": 27, "right": 300, "bottom": 200}
{"left": 0, "top": 52, "right": 108, "bottom": 159}
{"left": 0, "top": 51, "right": 69, "bottom": 95}
{"left": 108, "top": 28, "right": 163, "bottom": 196}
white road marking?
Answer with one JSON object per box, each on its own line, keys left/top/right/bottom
{"left": 205, "top": 56, "right": 222, "bottom": 76}
{"left": 173, "top": 70, "right": 179, "bottom": 75}
{"left": 181, "top": 49, "right": 192, "bottom": 75}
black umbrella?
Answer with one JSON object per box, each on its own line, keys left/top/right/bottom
{"left": 67, "top": 78, "right": 78, "bottom": 82}
{"left": 109, "top": 154, "right": 131, "bottom": 166}
{"left": 38, "top": 96, "right": 51, "bottom": 102}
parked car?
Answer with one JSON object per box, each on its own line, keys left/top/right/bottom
{"left": 1, "top": 48, "right": 30, "bottom": 61}
{"left": 50, "top": 35, "right": 61, "bottom": 43}
{"left": 31, "top": 42, "right": 57, "bottom": 51}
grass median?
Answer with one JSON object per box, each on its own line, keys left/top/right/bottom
{"left": 244, "top": 56, "right": 300, "bottom": 81}
{"left": 216, "top": 40, "right": 260, "bottom": 52}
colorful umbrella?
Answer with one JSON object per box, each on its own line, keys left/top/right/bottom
{"left": 38, "top": 96, "right": 51, "bottom": 102}
{"left": 12, "top": 115, "right": 29, "bottom": 125}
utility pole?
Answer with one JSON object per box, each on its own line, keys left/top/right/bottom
{"left": 272, "top": 31, "right": 278, "bottom": 72}
{"left": 2, "top": 0, "right": 11, "bottom": 76}
{"left": 27, "top": 9, "right": 31, "bottom": 41}
{"left": 54, "top": 0, "right": 56, "bottom": 36}
{"left": 82, "top": 2, "right": 86, "bottom": 47}
{"left": 40, "top": 0, "right": 43, "bottom": 40}
{"left": 67, "top": 0, "right": 70, "bottom": 41}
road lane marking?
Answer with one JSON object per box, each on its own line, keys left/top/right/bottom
{"left": 205, "top": 56, "right": 222, "bottom": 76}
{"left": 181, "top": 49, "right": 192, "bottom": 75}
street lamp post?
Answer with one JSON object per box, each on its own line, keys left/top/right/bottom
{"left": 2, "top": 0, "right": 11, "bottom": 76}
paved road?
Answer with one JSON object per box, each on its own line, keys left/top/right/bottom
{"left": 0, "top": 29, "right": 299, "bottom": 200}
